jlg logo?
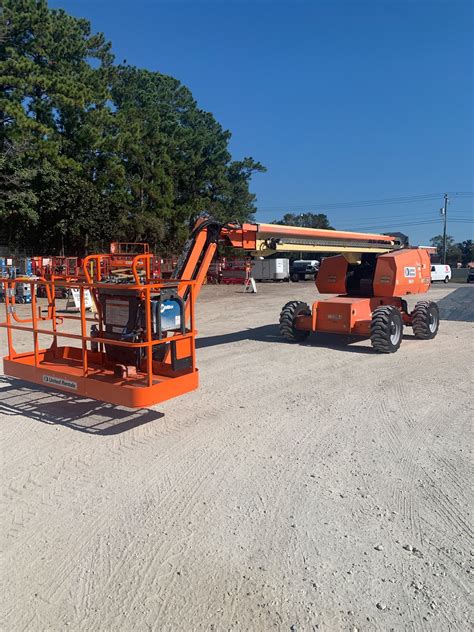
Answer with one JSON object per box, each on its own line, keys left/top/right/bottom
{"left": 404, "top": 267, "right": 416, "bottom": 278}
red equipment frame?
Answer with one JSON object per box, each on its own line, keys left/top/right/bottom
{"left": 107, "top": 243, "right": 161, "bottom": 279}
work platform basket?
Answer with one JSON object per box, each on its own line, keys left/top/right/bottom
{"left": 1, "top": 259, "right": 198, "bottom": 408}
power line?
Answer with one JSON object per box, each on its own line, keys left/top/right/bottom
{"left": 341, "top": 217, "right": 473, "bottom": 227}
{"left": 257, "top": 192, "right": 473, "bottom": 212}
{"left": 340, "top": 221, "right": 473, "bottom": 233}
{"left": 339, "top": 213, "right": 472, "bottom": 228}
{"left": 332, "top": 210, "right": 472, "bottom": 225}
{"left": 343, "top": 220, "right": 442, "bottom": 229}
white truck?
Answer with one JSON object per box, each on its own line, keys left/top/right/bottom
{"left": 430, "top": 264, "right": 451, "bottom": 283}
{"left": 251, "top": 258, "right": 290, "bottom": 281}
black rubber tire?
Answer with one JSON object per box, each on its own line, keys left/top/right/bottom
{"left": 290, "top": 272, "right": 300, "bottom": 283}
{"left": 444, "top": 276, "right": 449, "bottom": 284}
{"left": 279, "top": 300, "right": 311, "bottom": 342}
{"left": 411, "top": 300, "right": 439, "bottom": 340}
{"left": 370, "top": 305, "right": 403, "bottom": 353}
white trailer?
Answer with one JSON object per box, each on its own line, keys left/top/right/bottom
{"left": 251, "top": 258, "right": 290, "bottom": 281}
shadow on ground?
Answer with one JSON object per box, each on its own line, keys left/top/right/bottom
{"left": 437, "top": 287, "right": 474, "bottom": 322}
{"left": 196, "top": 324, "right": 418, "bottom": 354}
{"left": 197, "top": 287, "right": 474, "bottom": 352}
{"left": 0, "top": 376, "right": 162, "bottom": 435}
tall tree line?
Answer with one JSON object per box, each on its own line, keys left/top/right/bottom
{"left": 272, "top": 212, "right": 333, "bottom": 229}
{"left": 0, "top": 0, "right": 265, "bottom": 255}
{"left": 429, "top": 235, "right": 474, "bottom": 266}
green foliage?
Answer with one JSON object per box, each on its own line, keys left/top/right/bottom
{"left": 429, "top": 234, "right": 469, "bottom": 264}
{"left": 272, "top": 212, "right": 334, "bottom": 229}
{"left": 457, "top": 240, "right": 474, "bottom": 266}
{"left": 108, "top": 66, "right": 265, "bottom": 253}
{"left": 0, "top": 0, "right": 265, "bottom": 255}
{"left": 0, "top": 140, "right": 38, "bottom": 244}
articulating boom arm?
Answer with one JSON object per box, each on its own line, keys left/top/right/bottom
{"left": 171, "top": 217, "right": 399, "bottom": 304}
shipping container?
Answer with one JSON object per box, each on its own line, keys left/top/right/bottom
{"left": 251, "top": 258, "right": 290, "bottom": 281}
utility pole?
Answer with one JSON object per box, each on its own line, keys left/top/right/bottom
{"left": 441, "top": 193, "right": 449, "bottom": 264}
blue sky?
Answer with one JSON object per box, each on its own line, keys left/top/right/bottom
{"left": 50, "top": 0, "right": 473, "bottom": 244}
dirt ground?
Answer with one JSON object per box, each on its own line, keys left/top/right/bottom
{"left": 1, "top": 282, "right": 472, "bottom": 631}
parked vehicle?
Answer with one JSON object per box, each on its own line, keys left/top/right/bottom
{"left": 290, "top": 259, "right": 319, "bottom": 282}
{"left": 467, "top": 268, "right": 474, "bottom": 283}
{"left": 430, "top": 264, "right": 451, "bottom": 283}
{"left": 252, "top": 258, "right": 290, "bottom": 282}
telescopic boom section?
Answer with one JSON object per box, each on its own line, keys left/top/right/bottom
{"left": 170, "top": 218, "right": 399, "bottom": 309}
{"left": 223, "top": 222, "right": 398, "bottom": 256}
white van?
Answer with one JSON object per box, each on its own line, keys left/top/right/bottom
{"left": 431, "top": 264, "right": 451, "bottom": 283}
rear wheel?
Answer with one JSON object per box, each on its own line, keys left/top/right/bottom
{"left": 279, "top": 300, "right": 311, "bottom": 342}
{"left": 411, "top": 301, "right": 439, "bottom": 339}
{"left": 370, "top": 305, "right": 403, "bottom": 353}
{"left": 290, "top": 272, "right": 300, "bottom": 282}
{"left": 444, "top": 276, "right": 449, "bottom": 284}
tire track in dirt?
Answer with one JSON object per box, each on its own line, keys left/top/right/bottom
{"left": 2, "top": 382, "right": 221, "bottom": 552}
{"left": 369, "top": 367, "right": 471, "bottom": 627}
{"left": 68, "top": 434, "right": 241, "bottom": 629}
{"left": 418, "top": 466, "right": 472, "bottom": 541}
{"left": 3, "top": 409, "right": 226, "bottom": 628}
{"left": 232, "top": 385, "right": 376, "bottom": 628}
{"left": 375, "top": 375, "right": 448, "bottom": 541}
{"left": 389, "top": 387, "right": 469, "bottom": 540}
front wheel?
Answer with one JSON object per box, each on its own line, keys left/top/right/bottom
{"left": 370, "top": 305, "right": 403, "bottom": 353}
{"left": 411, "top": 301, "right": 439, "bottom": 339}
{"left": 279, "top": 300, "right": 311, "bottom": 342}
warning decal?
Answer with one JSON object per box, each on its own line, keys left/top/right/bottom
{"left": 106, "top": 301, "right": 130, "bottom": 327}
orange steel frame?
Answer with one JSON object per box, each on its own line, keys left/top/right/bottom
{"left": 223, "top": 222, "right": 397, "bottom": 252}
{"left": 107, "top": 243, "right": 161, "bottom": 276}
{"left": 81, "top": 252, "right": 161, "bottom": 283}
{"left": 1, "top": 272, "right": 199, "bottom": 408}
{"left": 292, "top": 249, "right": 431, "bottom": 337}
{"left": 294, "top": 296, "right": 409, "bottom": 337}
{"left": 1, "top": 222, "right": 218, "bottom": 407}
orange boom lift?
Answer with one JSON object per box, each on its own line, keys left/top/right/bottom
{"left": 1, "top": 219, "right": 437, "bottom": 407}
{"left": 279, "top": 249, "right": 438, "bottom": 353}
